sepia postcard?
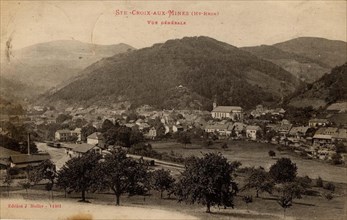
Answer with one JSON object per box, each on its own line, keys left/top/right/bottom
{"left": 0, "top": 0, "right": 346, "bottom": 219}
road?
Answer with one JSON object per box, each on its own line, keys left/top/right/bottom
{"left": 35, "top": 142, "right": 70, "bottom": 170}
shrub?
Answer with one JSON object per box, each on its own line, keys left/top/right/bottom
{"left": 331, "top": 153, "right": 343, "bottom": 165}
{"left": 324, "top": 193, "right": 333, "bottom": 200}
{"left": 268, "top": 150, "right": 276, "bottom": 158}
{"left": 315, "top": 176, "right": 323, "bottom": 187}
{"left": 323, "top": 182, "right": 335, "bottom": 192}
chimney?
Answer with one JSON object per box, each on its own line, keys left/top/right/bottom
{"left": 27, "top": 133, "right": 30, "bottom": 155}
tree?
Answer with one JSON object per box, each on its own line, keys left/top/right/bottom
{"left": 56, "top": 114, "right": 72, "bottom": 124}
{"left": 177, "top": 132, "right": 191, "bottom": 148}
{"left": 335, "top": 143, "right": 347, "bottom": 154}
{"left": 324, "top": 193, "right": 333, "bottom": 200}
{"left": 29, "top": 160, "right": 56, "bottom": 200}
{"left": 19, "top": 181, "right": 31, "bottom": 198}
{"left": 56, "top": 152, "right": 102, "bottom": 202}
{"left": 81, "top": 125, "right": 97, "bottom": 142}
{"left": 3, "top": 168, "right": 13, "bottom": 197}
{"left": 277, "top": 195, "right": 292, "bottom": 219}
{"left": 203, "top": 139, "right": 214, "bottom": 148}
{"left": 151, "top": 169, "right": 175, "bottom": 199}
{"left": 316, "top": 176, "right": 323, "bottom": 187}
{"left": 95, "top": 149, "right": 149, "bottom": 205}
{"left": 331, "top": 153, "right": 343, "bottom": 165}
{"left": 175, "top": 153, "right": 238, "bottom": 213}
{"left": 242, "top": 195, "right": 253, "bottom": 212}
{"left": 101, "top": 119, "right": 114, "bottom": 133}
{"left": 129, "top": 129, "right": 144, "bottom": 146}
{"left": 56, "top": 167, "right": 71, "bottom": 198}
{"left": 243, "top": 168, "right": 274, "bottom": 198}
{"left": 269, "top": 158, "right": 297, "bottom": 183}
{"left": 221, "top": 142, "right": 228, "bottom": 150}
{"left": 268, "top": 150, "right": 276, "bottom": 158}
{"left": 323, "top": 182, "right": 335, "bottom": 192}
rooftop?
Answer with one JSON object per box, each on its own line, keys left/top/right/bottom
{"left": 212, "top": 106, "right": 242, "bottom": 113}
{"left": 0, "top": 146, "right": 22, "bottom": 159}
{"left": 63, "top": 143, "right": 96, "bottom": 153}
{"left": 87, "top": 132, "right": 103, "bottom": 140}
{"left": 10, "top": 154, "right": 51, "bottom": 164}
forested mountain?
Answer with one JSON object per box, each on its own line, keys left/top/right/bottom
{"left": 1, "top": 40, "right": 134, "bottom": 99}
{"left": 274, "top": 37, "right": 347, "bottom": 67}
{"left": 41, "top": 36, "right": 302, "bottom": 110}
{"left": 242, "top": 37, "right": 347, "bottom": 83}
{"left": 289, "top": 63, "right": 347, "bottom": 109}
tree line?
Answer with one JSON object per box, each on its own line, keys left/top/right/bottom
{"left": 5, "top": 148, "right": 336, "bottom": 216}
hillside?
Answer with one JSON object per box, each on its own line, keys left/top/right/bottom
{"left": 274, "top": 37, "right": 347, "bottom": 67}
{"left": 242, "top": 37, "right": 347, "bottom": 83}
{"left": 1, "top": 40, "right": 134, "bottom": 99}
{"left": 0, "top": 76, "right": 43, "bottom": 100}
{"left": 41, "top": 36, "right": 302, "bottom": 110}
{"left": 289, "top": 63, "right": 347, "bottom": 109}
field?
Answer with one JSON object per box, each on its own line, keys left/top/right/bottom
{"left": 0, "top": 182, "right": 346, "bottom": 220}
{"left": 151, "top": 140, "right": 347, "bottom": 184}
{"left": 1, "top": 141, "right": 345, "bottom": 220}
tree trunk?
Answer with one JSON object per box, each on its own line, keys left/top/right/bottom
{"left": 283, "top": 208, "right": 286, "bottom": 219}
{"left": 160, "top": 191, "right": 163, "bottom": 199}
{"left": 116, "top": 194, "right": 120, "bottom": 206}
{"left": 256, "top": 190, "right": 259, "bottom": 198}
{"left": 81, "top": 190, "right": 86, "bottom": 201}
{"left": 64, "top": 189, "right": 67, "bottom": 198}
{"left": 206, "top": 203, "right": 211, "bottom": 213}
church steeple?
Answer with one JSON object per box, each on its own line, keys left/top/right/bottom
{"left": 213, "top": 95, "right": 217, "bottom": 109}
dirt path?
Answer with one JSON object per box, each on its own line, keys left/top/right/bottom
{"left": 1, "top": 198, "right": 198, "bottom": 220}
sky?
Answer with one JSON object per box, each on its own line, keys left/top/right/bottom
{"left": 1, "top": 0, "right": 346, "bottom": 52}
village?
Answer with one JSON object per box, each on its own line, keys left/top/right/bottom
{"left": 1, "top": 99, "right": 346, "bottom": 171}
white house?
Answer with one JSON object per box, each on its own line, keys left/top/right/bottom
{"left": 87, "top": 132, "right": 103, "bottom": 146}
{"left": 55, "top": 129, "right": 81, "bottom": 142}
{"left": 246, "top": 125, "right": 262, "bottom": 140}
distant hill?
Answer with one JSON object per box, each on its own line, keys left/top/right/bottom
{"left": 41, "top": 36, "right": 302, "bottom": 110}
{"left": 242, "top": 37, "right": 347, "bottom": 83}
{"left": 274, "top": 37, "right": 347, "bottom": 67}
{"left": 289, "top": 63, "right": 347, "bottom": 109}
{"left": 0, "top": 76, "right": 43, "bottom": 100}
{"left": 1, "top": 40, "right": 135, "bottom": 99}
{"left": 0, "top": 96, "right": 24, "bottom": 115}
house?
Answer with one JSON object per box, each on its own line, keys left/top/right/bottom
{"left": 137, "top": 122, "right": 150, "bottom": 131}
{"left": 204, "top": 124, "right": 232, "bottom": 136}
{"left": 232, "top": 122, "right": 247, "bottom": 135}
{"left": 309, "top": 119, "right": 329, "bottom": 128}
{"left": 312, "top": 127, "right": 339, "bottom": 146}
{"left": 87, "top": 132, "right": 104, "bottom": 146}
{"left": 246, "top": 126, "right": 262, "bottom": 140}
{"left": 315, "top": 127, "right": 339, "bottom": 136}
{"left": 146, "top": 127, "right": 157, "bottom": 140}
{"left": 55, "top": 129, "right": 81, "bottom": 142}
{"left": 211, "top": 106, "right": 243, "bottom": 121}
{"left": 0, "top": 147, "right": 22, "bottom": 169}
{"left": 332, "top": 129, "right": 347, "bottom": 142}
{"left": 275, "top": 121, "right": 293, "bottom": 136}
{"left": 172, "top": 125, "right": 184, "bottom": 133}
{"left": 9, "top": 154, "right": 51, "bottom": 169}
{"left": 313, "top": 134, "right": 332, "bottom": 146}
{"left": 288, "top": 126, "right": 310, "bottom": 140}
{"left": 63, "top": 143, "right": 100, "bottom": 157}
{"left": 271, "top": 108, "right": 286, "bottom": 116}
